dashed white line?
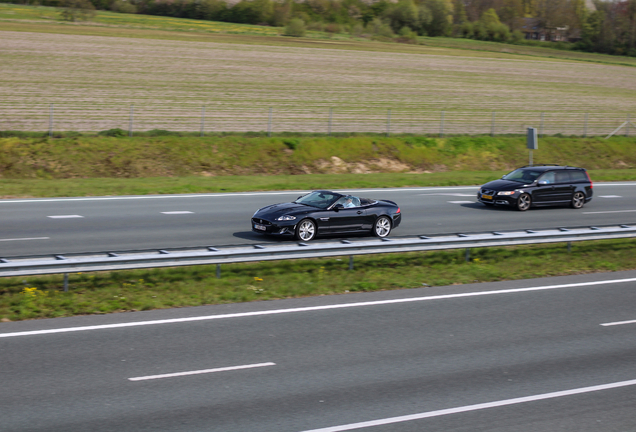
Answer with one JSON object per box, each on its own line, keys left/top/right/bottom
{"left": 599, "top": 195, "right": 622, "bottom": 198}
{"left": 2, "top": 277, "right": 635, "bottom": 338}
{"left": 161, "top": 211, "right": 194, "bottom": 214}
{"left": 0, "top": 237, "right": 50, "bottom": 242}
{"left": 583, "top": 210, "right": 636, "bottom": 214}
{"left": 448, "top": 201, "right": 474, "bottom": 204}
{"left": 47, "top": 215, "right": 84, "bottom": 219}
{"left": 299, "top": 378, "right": 636, "bottom": 432}
{"left": 601, "top": 319, "right": 636, "bottom": 327}
{"left": 128, "top": 362, "right": 275, "bottom": 381}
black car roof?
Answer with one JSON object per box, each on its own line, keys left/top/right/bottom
{"left": 517, "top": 165, "right": 586, "bottom": 172}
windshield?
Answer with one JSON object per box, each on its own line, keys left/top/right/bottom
{"left": 502, "top": 168, "right": 542, "bottom": 183}
{"left": 294, "top": 191, "right": 341, "bottom": 209}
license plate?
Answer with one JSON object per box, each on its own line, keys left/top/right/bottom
{"left": 482, "top": 194, "right": 493, "bottom": 200}
{"left": 254, "top": 224, "right": 266, "bottom": 231}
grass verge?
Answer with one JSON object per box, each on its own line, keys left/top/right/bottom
{"left": 2, "top": 238, "right": 635, "bottom": 322}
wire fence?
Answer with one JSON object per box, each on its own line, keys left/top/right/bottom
{"left": 1, "top": 104, "right": 634, "bottom": 137}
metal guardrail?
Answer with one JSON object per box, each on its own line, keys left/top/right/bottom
{"left": 1, "top": 224, "right": 635, "bottom": 278}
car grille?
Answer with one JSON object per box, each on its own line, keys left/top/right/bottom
{"left": 252, "top": 218, "right": 272, "bottom": 226}
{"left": 481, "top": 188, "right": 496, "bottom": 195}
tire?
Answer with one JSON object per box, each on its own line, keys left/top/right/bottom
{"left": 373, "top": 215, "right": 392, "bottom": 238}
{"left": 570, "top": 191, "right": 586, "bottom": 209}
{"left": 516, "top": 193, "right": 531, "bottom": 211}
{"left": 295, "top": 219, "right": 316, "bottom": 241}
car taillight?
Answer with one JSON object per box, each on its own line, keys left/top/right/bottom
{"left": 585, "top": 171, "right": 593, "bottom": 188}
{"left": 396, "top": 207, "right": 401, "bottom": 214}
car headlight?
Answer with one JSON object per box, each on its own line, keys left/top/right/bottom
{"left": 497, "top": 191, "right": 516, "bottom": 196}
{"left": 276, "top": 215, "right": 296, "bottom": 221}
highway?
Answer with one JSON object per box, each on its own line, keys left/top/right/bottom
{"left": 1, "top": 271, "right": 636, "bottom": 431}
{"left": 1, "top": 182, "right": 635, "bottom": 257}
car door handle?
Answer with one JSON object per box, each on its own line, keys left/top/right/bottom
{"left": 320, "top": 217, "right": 329, "bottom": 221}
{"left": 357, "top": 211, "right": 363, "bottom": 214}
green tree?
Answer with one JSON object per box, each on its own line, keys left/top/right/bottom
{"left": 422, "top": 0, "right": 453, "bottom": 36}
{"left": 59, "top": 0, "right": 96, "bottom": 21}
{"left": 284, "top": 17, "right": 306, "bottom": 36}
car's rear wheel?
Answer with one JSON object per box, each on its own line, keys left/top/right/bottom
{"left": 373, "top": 216, "right": 392, "bottom": 238}
{"left": 571, "top": 191, "right": 585, "bottom": 209}
{"left": 295, "top": 219, "right": 316, "bottom": 241}
{"left": 516, "top": 193, "right": 531, "bottom": 211}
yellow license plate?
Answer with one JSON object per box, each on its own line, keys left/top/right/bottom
{"left": 482, "top": 194, "right": 493, "bottom": 200}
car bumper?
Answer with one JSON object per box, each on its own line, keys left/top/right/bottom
{"left": 477, "top": 192, "right": 516, "bottom": 206}
{"left": 392, "top": 213, "right": 402, "bottom": 228}
{"left": 252, "top": 218, "right": 296, "bottom": 236}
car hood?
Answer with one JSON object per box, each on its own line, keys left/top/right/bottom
{"left": 254, "top": 202, "right": 314, "bottom": 219}
{"left": 481, "top": 179, "right": 532, "bottom": 191}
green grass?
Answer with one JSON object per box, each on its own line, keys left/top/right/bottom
{"left": 2, "top": 239, "right": 635, "bottom": 321}
{"left": 0, "top": 135, "right": 634, "bottom": 197}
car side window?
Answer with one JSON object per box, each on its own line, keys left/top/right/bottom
{"left": 539, "top": 171, "right": 555, "bottom": 184}
{"left": 555, "top": 171, "right": 570, "bottom": 183}
{"left": 571, "top": 171, "right": 587, "bottom": 182}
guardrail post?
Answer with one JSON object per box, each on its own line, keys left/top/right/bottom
{"left": 583, "top": 112, "right": 588, "bottom": 138}
{"left": 216, "top": 264, "right": 221, "bottom": 279}
{"left": 349, "top": 256, "right": 354, "bottom": 270}
{"left": 63, "top": 273, "right": 69, "bottom": 292}
{"left": 465, "top": 248, "right": 470, "bottom": 262}
{"left": 490, "top": 111, "right": 496, "bottom": 137}
{"left": 328, "top": 107, "right": 333, "bottom": 136}
{"left": 567, "top": 241, "right": 572, "bottom": 253}
{"left": 440, "top": 111, "right": 445, "bottom": 137}
{"left": 268, "top": 107, "right": 272, "bottom": 137}
{"left": 386, "top": 108, "right": 391, "bottom": 137}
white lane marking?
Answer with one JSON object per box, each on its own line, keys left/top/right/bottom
{"left": 0, "top": 187, "right": 480, "bottom": 204}
{"left": 2, "top": 277, "right": 636, "bottom": 339}
{"left": 583, "top": 210, "right": 636, "bottom": 214}
{"left": 0, "top": 237, "right": 49, "bottom": 242}
{"left": 601, "top": 319, "right": 636, "bottom": 327}
{"left": 161, "top": 211, "right": 194, "bottom": 214}
{"left": 0, "top": 183, "right": 632, "bottom": 204}
{"left": 47, "top": 215, "right": 84, "bottom": 219}
{"left": 299, "top": 378, "right": 636, "bottom": 432}
{"left": 420, "top": 193, "right": 476, "bottom": 197}
{"left": 128, "top": 362, "right": 275, "bottom": 381}
{"left": 599, "top": 195, "right": 622, "bottom": 198}
{"left": 448, "top": 201, "right": 474, "bottom": 204}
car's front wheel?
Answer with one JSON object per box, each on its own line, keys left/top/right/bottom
{"left": 516, "top": 193, "right": 531, "bottom": 211}
{"left": 295, "top": 219, "right": 316, "bottom": 241}
{"left": 373, "top": 216, "right": 392, "bottom": 238}
{"left": 571, "top": 191, "right": 585, "bottom": 209}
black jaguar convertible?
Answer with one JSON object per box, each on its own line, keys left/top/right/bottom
{"left": 251, "top": 190, "right": 402, "bottom": 241}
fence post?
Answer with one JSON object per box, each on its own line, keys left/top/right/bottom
{"left": 583, "top": 112, "right": 588, "bottom": 138}
{"left": 386, "top": 108, "right": 391, "bottom": 137}
{"left": 440, "top": 111, "right": 445, "bottom": 137}
{"left": 48, "top": 103, "right": 53, "bottom": 138}
{"left": 626, "top": 114, "right": 631, "bottom": 137}
{"left": 328, "top": 107, "right": 333, "bottom": 136}
{"left": 200, "top": 105, "right": 206, "bottom": 137}
{"left": 490, "top": 111, "right": 496, "bottom": 137}
{"left": 268, "top": 107, "right": 272, "bottom": 137}
{"left": 128, "top": 104, "right": 134, "bottom": 137}
{"left": 539, "top": 112, "right": 544, "bottom": 138}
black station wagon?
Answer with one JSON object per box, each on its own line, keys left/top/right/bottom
{"left": 477, "top": 165, "right": 593, "bottom": 211}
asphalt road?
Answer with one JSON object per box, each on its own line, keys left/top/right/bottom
{"left": 2, "top": 271, "right": 636, "bottom": 432}
{"left": 1, "top": 182, "right": 635, "bottom": 257}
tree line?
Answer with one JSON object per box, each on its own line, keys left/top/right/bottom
{"left": 7, "top": 0, "right": 636, "bottom": 56}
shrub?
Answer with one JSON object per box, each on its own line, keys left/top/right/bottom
{"left": 98, "top": 128, "right": 127, "bottom": 137}
{"left": 284, "top": 18, "right": 306, "bottom": 37}
{"left": 58, "top": 0, "right": 96, "bottom": 21}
